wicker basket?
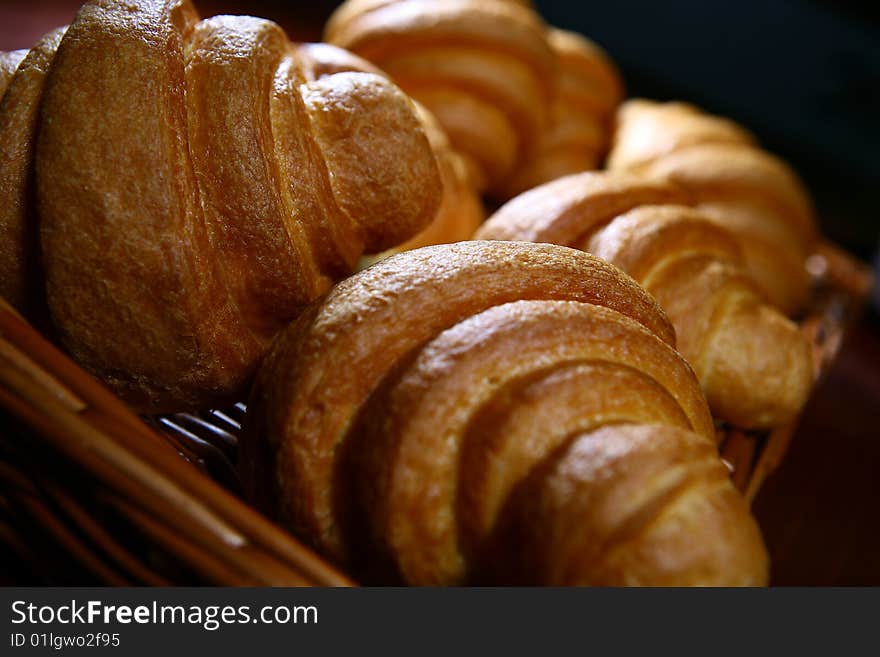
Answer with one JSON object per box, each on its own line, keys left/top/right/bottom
{"left": 0, "top": 239, "right": 872, "bottom": 585}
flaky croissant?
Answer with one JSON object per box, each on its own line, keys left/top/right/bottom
{"left": 477, "top": 172, "right": 814, "bottom": 429}
{"left": 0, "top": 0, "right": 441, "bottom": 411}
{"left": 325, "top": 0, "right": 557, "bottom": 195}
{"left": 0, "top": 28, "right": 66, "bottom": 316}
{"left": 608, "top": 99, "right": 817, "bottom": 316}
{"left": 384, "top": 102, "right": 484, "bottom": 254}
{"left": 0, "top": 50, "right": 28, "bottom": 97}
{"left": 242, "top": 241, "right": 768, "bottom": 586}
{"left": 296, "top": 43, "right": 483, "bottom": 262}
{"left": 498, "top": 28, "right": 623, "bottom": 199}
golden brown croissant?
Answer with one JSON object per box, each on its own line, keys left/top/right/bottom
{"left": 498, "top": 28, "right": 623, "bottom": 199}
{"left": 608, "top": 99, "right": 818, "bottom": 316}
{"left": 296, "top": 43, "right": 484, "bottom": 262}
{"left": 324, "top": 0, "right": 557, "bottom": 195}
{"left": 0, "top": 0, "right": 441, "bottom": 411}
{"left": 242, "top": 241, "right": 768, "bottom": 586}
{"left": 0, "top": 28, "right": 66, "bottom": 315}
{"left": 0, "top": 50, "right": 28, "bottom": 101}
{"left": 477, "top": 172, "right": 814, "bottom": 429}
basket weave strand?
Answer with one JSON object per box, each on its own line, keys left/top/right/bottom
{"left": 0, "top": 298, "right": 351, "bottom": 586}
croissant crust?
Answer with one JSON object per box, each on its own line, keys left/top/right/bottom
{"left": 1, "top": 0, "right": 441, "bottom": 410}
{"left": 243, "top": 241, "right": 767, "bottom": 586}
{"left": 479, "top": 172, "right": 814, "bottom": 429}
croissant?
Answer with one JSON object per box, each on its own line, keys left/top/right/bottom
{"left": 296, "top": 43, "right": 483, "bottom": 262}
{"left": 0, "top": 0, "right": 441, "bottom": 411}
{"left": 0, "top": 28, "right": 66, "bottom": 316}
{"left": 0, "top": 50, "right": 28, "bottom": 97}
{"left": 498, "top": 28, "right": 623, "bottom": 199}
{"left": 608, "top": 99, "right": 818, "bottom": 316}
{"left": 477, "top": 172, "right": 814, "bottom": 429}
{"left": 242, "top": 241, "right": 768, "bottom": 586}
{"left": 382, "top": 102, "right": 484, "bottom": 254}
{"left": 325, "top": 0, "right": 557, "bottom": 195}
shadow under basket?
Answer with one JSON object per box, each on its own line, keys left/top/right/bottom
{"left": 0, "top": 240, "right": 873, "bottom": 585}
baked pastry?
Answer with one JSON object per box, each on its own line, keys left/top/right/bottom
{"left": 608, "top": 99, "right": 817, "bottom": 316}
{"left": 0, "top": 28, "right": 66, "bottom": 316}
{"left": 297, "top": 43, "right": 483, "bottom": 262}
{"left": 0, "top": 0, "right": 441, "bottom": 411}
{"left": 325, "top": 0, "right": 557, "bottom": 195}
{"left": 242, "top": 240, "right": 768, "bottom": 585}
{"left": 477, "top": 172, "right": 814, "bottom": 429}
{"left": 380, "top": 102, "right": 483, "bottom": 255}
{"left": 499, "top": 28, "right": 623, "bottom": 199}
{"left": 0, "top": 50, "right": 28, "bottom": 98}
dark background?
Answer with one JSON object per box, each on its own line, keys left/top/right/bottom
{"left": 1, "top": 0, "right": 878, "bottom": 584}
